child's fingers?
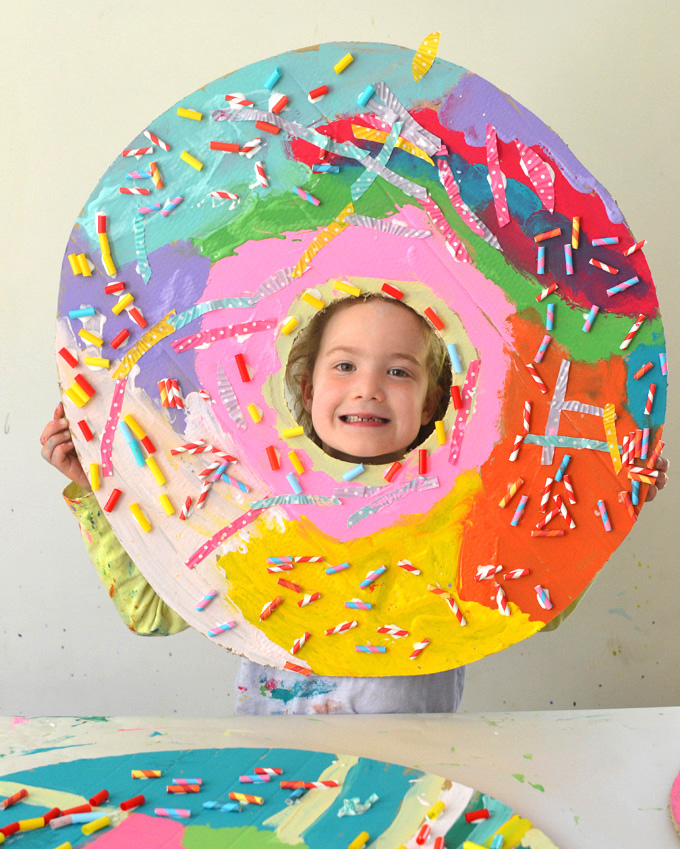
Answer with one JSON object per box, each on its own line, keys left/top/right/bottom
{"left": 40, "top": 417, "right": 70, "bottom": 446}
{"left": 41, "top": 429, "right": 73, "bottom": 467}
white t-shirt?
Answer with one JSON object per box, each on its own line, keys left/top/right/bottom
{"left": 234, "top": 659, "right": 465, "bottom": 715}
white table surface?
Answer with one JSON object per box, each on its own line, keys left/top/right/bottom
{"left": 1, "top": 709, "right": 678, "bottom": 848}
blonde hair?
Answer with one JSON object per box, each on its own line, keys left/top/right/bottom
{"left": 285, "top": 293, "right": 451, "bottom": 453}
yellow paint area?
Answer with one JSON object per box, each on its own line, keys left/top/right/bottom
{"left": 0, "top": 781, "right": 87, "bottom": 812}
{"left": 263, "top": 756, "right": 354, "bottom": 840}
{"left": 219, "top": 470, "right": 542, "bottom": 677}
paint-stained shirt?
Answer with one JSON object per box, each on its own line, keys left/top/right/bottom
{"left": 64, "top": 483, "right": 468, "bottom": 715}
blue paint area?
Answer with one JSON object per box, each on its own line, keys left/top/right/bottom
{"left": 624, "top": 342, "right": 667, "bottom": 428}
{"left": 0, "top": 747, "right": 339, "bottom": 847}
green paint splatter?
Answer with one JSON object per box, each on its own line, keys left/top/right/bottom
{"left": 73, "top": 716, "right": 109, "bottom": 723}
{"left": 522, "top": 753, "right": 533, "bottom": 760}
{"left": 183, "top": 824, "right": 308, "bottom": 848}
{"left": 529, "top": 782, "right": 545, "bottom": 792}
{"left": 512, "top": 773, "right": 526, "bottom": 783}
{"left": 450, "top": 746, "right": 456, "bottom": 752}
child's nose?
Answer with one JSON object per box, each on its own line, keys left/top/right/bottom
{"left": 352, "top": 372, "right": 385, "bottom": 400}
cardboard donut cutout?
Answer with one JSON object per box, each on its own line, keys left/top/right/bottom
{"left": 0, "top": 746, "right": 559, "bottom": 847}
{"left": 56, "top": 39, "right": 667, "bottom": 677}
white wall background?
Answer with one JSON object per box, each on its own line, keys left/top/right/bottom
{"left": 1, "top": 0, "right": 677, "bottom": 716}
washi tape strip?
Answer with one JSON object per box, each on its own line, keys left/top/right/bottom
{"left": 524, "top": 434, "right": 613, "bottom": 452}
{"left": 100, "top": 377, "right": 127, "bottom": 477}
{"left": 448, "top": 359, "right": 481, "bottom": 465}
{"left": 292, "top": 202, "right": 354, "bottom": 278}
{"left": 132, "top": 214, "right": 152, "bottom": 284}
{"left": 344, "top": 213, "right": 431, "bottom": 239}
{"left": 485, "top": 125, "right": 510, "bottom": 227}
{"left": 185, "top": 508, "right": 265, "bottom": 569}
{"left": 515, "top": 140, "right": 555, "bottom": 213}
{"left": 347, "top": 476, "right": 439, "bottom": 527}
{"left": 436, "top": 159, "right": 502, "bottom": 250}
{"left": 370, "top": 82, "right": 441, "bottom": 154}
{"left": 171, "top": 319, "right": 277, "bottom": 353}
{"left": 412, "top": 31, "right": 440, "bottom": 82}
{"left": 352, "top": 123, "right": 434, "bottom": 165}
{"left": 351, "top": 119, "right": 403, "bottom": 202}
{"left": 332, "top": 485, "right": 382, "bottom": 497}
{"left": 216, "top": 363, "right": 246, "bottom": 430}
{"left": 111, "top": 315, "right": 176, "bottom": 379}
{"left": 603, "top": 402, "right": 623, "bottom": 473}
{"left": 421, "top": 195, "right": 471, "bottom": 262}
{"left": 169, "top": 297, "right": 259, "bottom": 331}
{"left": 252, "top": 267, "right": 295, "bottom": 300}
{"left": 249, "top": 494, "right": 342, "bottom": 509}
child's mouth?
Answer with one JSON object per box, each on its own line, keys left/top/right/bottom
{"left": 340, "top": 415, "right": 389, "bottom": 424}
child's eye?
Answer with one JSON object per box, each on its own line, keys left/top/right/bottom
{"left": 335, "top": 362, "right": 355, "bottom": 372}
{"left": 388, "top": 367, "right": 410, "bottom": 377}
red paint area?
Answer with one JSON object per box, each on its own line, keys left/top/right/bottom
{"left": 288, "top": 108, "right": 658, "bottom": 318}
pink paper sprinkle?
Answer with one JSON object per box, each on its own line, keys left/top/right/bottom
{"left": 485, "top": 125, "right": 510, "bottom": 227}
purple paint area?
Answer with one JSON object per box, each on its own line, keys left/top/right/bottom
{"left": 58, "top": 237, "right": 211, "bottom": 414}
{"left": 439, "top": 73, "right": 625, "bottom": 224}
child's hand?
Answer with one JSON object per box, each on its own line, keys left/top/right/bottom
{"left": 40, "top": 402, "right": 91, "bottom": 491}
{"left": 645, "top": 454, "right": 669, "bottom": 503}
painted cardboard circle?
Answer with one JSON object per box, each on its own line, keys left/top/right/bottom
{"left": 0, "top": 745, "right": 559, "bottom": 845}
{"left": 56, "top": 41, "right": 667, "bottom": 677}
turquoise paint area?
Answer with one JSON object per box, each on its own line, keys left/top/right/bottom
{"left": 302, "top": 757, "right": 424, "bottom": 846}
{"left": 258, "top": 674, "right": 338, "bottom": 707}
{"left": 18, "top": 744, "right": 90, "bottom": 757}
{"left": 444, "top": 791, "right": 513, "bottom": 847}
{"left": 0, "top": 747, "right": 339, "bottom": 848}
{"left": 624, "top": 342, "right": 668, "bottom": 428}
{"left": 74, "top": 43, "right": 467, "bottom": 269}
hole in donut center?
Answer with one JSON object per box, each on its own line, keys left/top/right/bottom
{"left": 284, "top": 293, "right": 452, "bottom": 464}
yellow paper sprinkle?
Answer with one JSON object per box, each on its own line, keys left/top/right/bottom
{"left": 145, "top": 456, "right": 166, "bottom": 486}
{"left": 334, "top": 53, "right": 354, "bottom": 74}
{"left": 281, "top": 316, "right": 299, "bottom": 335}
{"left": 83, "top": 356, "right": 110, "bottom": 369}
{"left": 282, "top": 426, "right": 304, "bottom": 439}
{"left": 180, "top": 151, "right": 203, "bottom": 171}
{"left": 77, "top": 253, "right": 92, "bottom": 277}
{"left": 78, "top": 328, "right": 103, "bottom": 347}
{"left": 111, "top": 293, "right": 134, "bottom": 315}
{"left": 288, "top": 450, "right": 304, "bottom": 474}
{"left": 301, "top": 292, "right": 325, "bottom": 311}
{"left": 159, "top": 494, "right": 175, "bottom": 515}
{"left": 102, "top": 252, "right": 117, "bottom": 276}
{"left": 248, "top": 403, "right": 262, "bottom": 423}
{"left": 177, "top": 107, "right": 202, "bottom": 120}
{"left": 333, "top": 279, "right": 361, "bottom": 297}
{"left": 435, "top": 420, "right": 446, "bottom": 444}
{"left": 90, "top": 463, "right": 100, "bottom": 491}
{"left": 412, "top": 32, "right": 440, "bottom": 82}
{"left": 129, "top": 504, "right": 151, "bottom": 533}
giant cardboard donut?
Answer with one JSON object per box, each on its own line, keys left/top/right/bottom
{"left": 56, "top": 40, "right": 667, "bottom": 677}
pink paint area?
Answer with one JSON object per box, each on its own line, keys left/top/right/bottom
{"left": 87, "top": 813, "right": 184, "bottom": 848}
{"left": 194, "top": 206, "right": 514, "bottom": 541}
{"left": 671, "top": 769, "right": 680, "bottom": 826}
{"left": 11, "top": 716, "right": 29, "bottom": 727}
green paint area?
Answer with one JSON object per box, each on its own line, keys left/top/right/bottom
{"left": 183, "top": 824, "right": 308, "bottom": 848}
{"left": 194, "top": 170, "right": 421, "bottom": 262}
{"left": 523, "top": 753, "right": 534, "bottom": 760}
{"left": 529, "top": 782, "right": 545, "bottom": 792}
{"left": 513, "top": 773, "right": 526, "bottom": 783}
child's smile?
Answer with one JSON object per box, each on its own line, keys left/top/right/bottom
{"left": 301, "top": 299, "right": 437, "bottom": 464}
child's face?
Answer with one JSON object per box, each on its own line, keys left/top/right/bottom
{"left": 300, "top": 299, "right": 437, "bottom": 464}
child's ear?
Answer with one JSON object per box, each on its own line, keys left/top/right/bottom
{"left": 421, "top": 386, "right": 442, "bottom": 425}
{"left": 300, "top": 373, "right": 314, "bottom": 413}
